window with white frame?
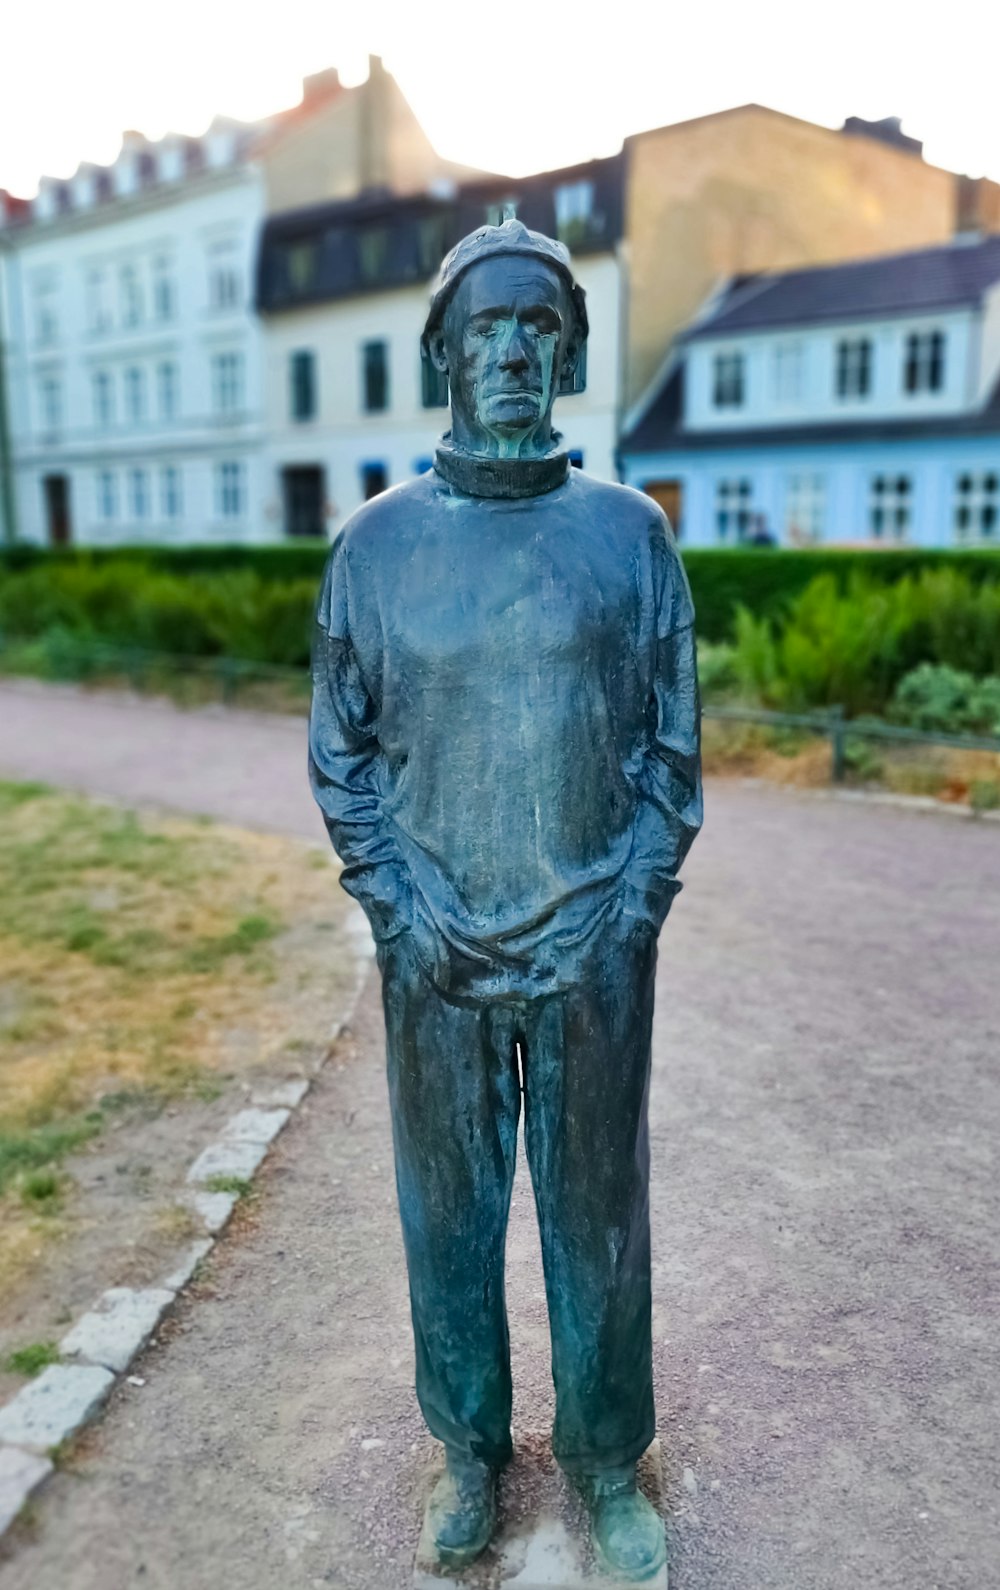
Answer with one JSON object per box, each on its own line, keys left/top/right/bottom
{"left": 835, "top": 337, "right": 873, "bottom": 398}
{"left": 712, "top": 351, "right": 745, "bottom": 408}
{"left": 554, "top": 180, "right": 595, "bottom": 246}
{"left": 869, "top": 473, "right": 912, "bottom": 539}
{"left": 772, "top": 342, "right": 803, "bottom": 404}
{"left": 784, "top": 473, "right": 826, "bottom": 544}
{"left": 715, "top": 477, "right": 754, "bottom": 542}
{"left": 954, "top": 471, "right": 999, "bottom": 541}
{"left": 215, "top": 460, "right": 245, "bottom": 518}
{"left": 128, "top": 467, "right": 149, "bottom": 520}
{"left": 86, "top": 269, "right": 111, "bottom": 333}
{"left": 903, "top": 329, "right": 946, "bottom": 394}
{"left": 211, "top": 351, "right": 244, "bottom": 414}
{"left": 124, "top": 366, "right": 146, "bottom": 423}
{"left": 160, "top": 465, "right": 182, "bottom": 521}
{"left": 208, "top": 258, "right": 241, "bottom": 310}
{"left": 92, "top": 370, "right": 113, "bottom": 427}
{"left": 120, "top": 263, "right": 142, "bottom": 327}
{"left": 362, "top": 340, "right": 389, "bottom": 413}
{"left": 96, "top": 469, "right": 117, "bottom": 521}
{"left": 290, "top": 350, "right": 317, "bottom": 421}
{"left": 157, "top": 360, "right": 179, "bottom": 420}
{"left": 39, "top": 376, "right": 62, "bottom": 433}
{"left": 33, "top": 286, "right": 58, "bottom": 346}
{"left": 152, "top": 257, "right": 176, "bottom": 322}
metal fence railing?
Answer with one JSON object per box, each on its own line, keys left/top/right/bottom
{"left": 702, "top": 704, "right": 1000, "bottom": 781}
{"left": 0, "top": 638, "right": 308, "bottom": 705}
{"left": 2, "top": 638, "right": 999, "bottom": 783}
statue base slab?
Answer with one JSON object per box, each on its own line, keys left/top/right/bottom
{"left": 414, "top": 1436, "right": 667, "bottom": 1589}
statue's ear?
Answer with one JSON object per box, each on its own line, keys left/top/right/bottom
{"left": 427, "top": 329, "right": 449, "bottom": 376}
{"left": 558, "top": 330, "right": 587, "bottom": 396}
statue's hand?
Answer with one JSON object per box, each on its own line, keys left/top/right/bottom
{"left": 405, "top": 900, "right": 453, "bottom": 992}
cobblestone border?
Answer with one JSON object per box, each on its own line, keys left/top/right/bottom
{"left": 0, "top": 905, "right": 373, "bottom": 1539}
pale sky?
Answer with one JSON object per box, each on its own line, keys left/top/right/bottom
{"left": 3, "top": 0, "right": 999, "bottom": 198}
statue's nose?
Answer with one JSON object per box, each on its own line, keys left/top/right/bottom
{"left": 499, "top": 332, "right": 530, "bottom": 373}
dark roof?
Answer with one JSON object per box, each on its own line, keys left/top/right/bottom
{"left": 621, "top": 366, "right": 1000, "bottom": 454}
{"left": 255, "top": 156, "right": 623, "bottom": 312}
{"left": 684, "top": 235, "right": 1000, "bottom": 340}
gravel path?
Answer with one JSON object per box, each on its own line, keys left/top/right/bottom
{"left": 1, "top": 681, "right": 998, "bottom": 1590}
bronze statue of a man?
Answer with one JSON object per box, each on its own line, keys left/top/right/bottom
{"left": 309, "top": 219, "right": 702, "bottom": 1581}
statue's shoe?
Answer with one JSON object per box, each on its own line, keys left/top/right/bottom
{"left": 585, "top": 1474, "right": 667, "bottom": 1583}
{"left": 421, "top": 1454, "right": 498, "bottom": 1570}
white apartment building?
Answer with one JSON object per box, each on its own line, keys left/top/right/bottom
{"left": 1, "top": 147, "right": 265, "bottom": 546}
{"left": 257, "top": 160, "right": 625, "bottom": 536}
{"left": 0, "top": 60, "right": 483, "bottom": 546}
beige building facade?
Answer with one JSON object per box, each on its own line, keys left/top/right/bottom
{"left": 623, "top": 105, "right": 977, "bottom": 409}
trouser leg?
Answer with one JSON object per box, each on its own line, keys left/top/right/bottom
{"left": 380, "top": 939, "right": 520, "bottom": 1468}
{"left": 522, "top": 929, "right": 658, "bottom": 1474}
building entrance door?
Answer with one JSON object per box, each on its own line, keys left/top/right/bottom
{"left": 282, "top": 466, "right": 326, "bottom": 538}
{"left": 642, "top": 479, "right": 684, "bottom": 538}
{"left": 43, "top": 474, "right": 72, "bottom": 545}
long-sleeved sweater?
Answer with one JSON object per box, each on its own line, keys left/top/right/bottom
{"left": 308, "top": 456, "right": 702, "bottom": 1002}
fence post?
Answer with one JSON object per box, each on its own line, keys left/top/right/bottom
{"left": 830, "top": 706, "right": 847, "bottom": 782}
{"left": 219, "top": 659, "right": 240, "bottom": 705}
{"left": 125, "top": 648, "right": 144, "bottom": 691}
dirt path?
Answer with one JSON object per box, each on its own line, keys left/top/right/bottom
{"left": 1, "top": 682, "right": 999, "bottom": 1589}
{"left": 0, "top": 679, "right": 323, "bottom": 841}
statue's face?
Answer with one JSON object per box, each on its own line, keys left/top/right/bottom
{"left": 436, "top": 257, "right": 574, "bottom": 457}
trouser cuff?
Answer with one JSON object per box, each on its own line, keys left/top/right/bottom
{"left": 554, "top": 1428, "right": 655, "bottom": 1479}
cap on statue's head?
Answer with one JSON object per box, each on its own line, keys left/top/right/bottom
{"left": 421, "top": 218, "right": 590, "bottom": 352}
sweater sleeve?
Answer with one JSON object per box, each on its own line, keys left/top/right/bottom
{"left": 622, "top": 513, "right": 704, "bottom": 931}
{"left": 307, "top": 536, "right": 411, "bottom": 943}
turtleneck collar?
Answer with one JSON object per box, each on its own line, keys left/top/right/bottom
{"left": 433, "top": 433, "right": 570, "bottom": 500}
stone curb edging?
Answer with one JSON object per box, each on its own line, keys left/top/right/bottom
{"left": 0, "top": 905, "right": 373, "bottom": 1539}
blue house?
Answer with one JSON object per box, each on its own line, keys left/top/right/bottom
{"left": 619, "top": 235, "right": 1000, "bottom": 547}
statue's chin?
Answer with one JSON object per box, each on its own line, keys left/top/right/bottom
{"left": 480, "top": 393, "right": 542, "bottom": 433}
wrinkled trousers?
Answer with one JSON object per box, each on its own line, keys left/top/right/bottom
{"left": 379, "top": 921, "right": 658, "bottom": 1475}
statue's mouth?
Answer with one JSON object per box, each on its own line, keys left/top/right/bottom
{"left": 485, "top": 387, "right": 542, "bottom": 402}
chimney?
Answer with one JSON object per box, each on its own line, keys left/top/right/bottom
{"left": 955, "top": 174, "right": 1000, "bottom": 238}
{"left": 841, "top": 116, "right": 923, "bottom": 158}
{"left": 357, "top": 55, "right": 392, "bottom": 193}
{"left": 302, "top": 67, "right": 341, "bottom": 103}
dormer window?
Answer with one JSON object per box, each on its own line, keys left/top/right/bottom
{"left": 712, "top": 351, "right": 744, "bottom": 408}
{"left": 485, "top": 198, "right": 518, "bottom": 225}
{"left": 286, "top": 241, "right": 319, "bottom": 295}
{"left": 904, "top": 330, "right": 945, "bottom": 393}
{"left": 358, "top": 227, "right": 389, "bottom": 284}
{"left": 554, "top": 181, "right": 595, "bottom": 247}
{"left": 835, "top": 337, "right": 872, "bottom": 399}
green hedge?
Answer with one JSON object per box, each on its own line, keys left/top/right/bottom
{"left": 2, "top": 544, "right": 1000, "bottom": 655}
{"left": 678, "top": 548, "right": 1000, "bottom": 640}
{"left": 0, "top": 561, "right": 321, "bottom": 667}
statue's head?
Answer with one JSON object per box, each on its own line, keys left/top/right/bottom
{"left": 422, "top": 220, "right": 588, "bottom": 461}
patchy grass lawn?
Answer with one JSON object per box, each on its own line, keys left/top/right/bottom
{"left": 0, "top": 780, "right": 356, "bottom": 1341}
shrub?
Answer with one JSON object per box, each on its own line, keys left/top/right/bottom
{"left": 730, "top": 569, "right": 1000, "bottom": 718}
{"left": 694, "top": 641, "right": 738, "bottom": 701}
{"left": 890, "top": 664, "right": 1000, "bottom": 735}
{"left": 969, "top": 779, "right": 1000, "bottom": 812}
